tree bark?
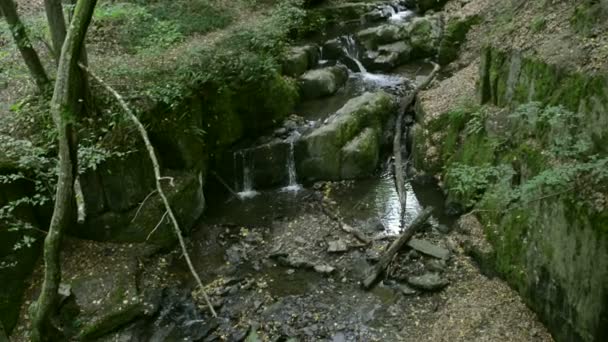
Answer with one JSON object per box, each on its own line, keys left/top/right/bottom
{"left": 361, "top": 207, "right": 433, "bottom": 289}
{"left": 29, "top": 1, "right": 97, "bottom": 341}
{"left": 0, "top": 0, "right": 50, "bottom": 91}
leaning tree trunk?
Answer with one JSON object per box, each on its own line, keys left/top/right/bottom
{"left": 29, "top": 1, "right": 97, "bottom": 341}
{"left": 0, "top": 0, "right": 50, "bottom": 91}
{"left": 45, "top": 0, "right": 94, "bottom": 116}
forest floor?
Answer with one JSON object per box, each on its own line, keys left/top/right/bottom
{"left": 12, "top": 184, "right": 553, "bottom": 341}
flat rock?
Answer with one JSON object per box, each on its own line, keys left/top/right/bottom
{"left": 407, "top": 272, "right": 449, "bottom": 291}
{"left": 407, "top": 238, "right": 450, "bottom": 260}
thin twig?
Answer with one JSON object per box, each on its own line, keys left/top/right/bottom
{"left": 131, "top": 189, "right": 158, "bottom": 223}
{"left": 81, "top": 63, "right": 217, "bottom": 317}
{"left": 211, "top": 171, "right": 239, "bottom": 199}
{"left": 146, "top": 211, "right": 168, "bottom": 241}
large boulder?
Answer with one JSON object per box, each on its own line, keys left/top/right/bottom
{"left": 295, "top": 91, "right": 397, "bottom": 181}
{"left": 364, "top": 41, "right": 412, "bottom": 71}
{"left": 409, "top": 15, "right": 443, "bottom": 58}
{"left": 298, "top": 66, "right": 349, "bottom": 100}
{"left": 282, "top": 45, "right": 320, "bottom": 77}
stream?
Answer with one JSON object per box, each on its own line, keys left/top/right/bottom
{"left": 157, "top": 4, "right": 468, "bottom": 341}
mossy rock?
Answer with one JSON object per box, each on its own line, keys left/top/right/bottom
{"left": 295, "top": 91, "right": 395, "bottom": 182}
{"left": 75, "top": 172, "right": 204, "bottom": 246}
{"left": 438, "top": 15, "right": 481, "bottom": 65}
{"left": 282, "top": 45, "right": 320, "bottom": 77}
{"left": 340, "top": 127, "right": 381, "bottom": 179}
{"left": 409, "top": 15, "right": 443, "bottom": 59}
{"left": 298, "top": 65, "right": 348, "bottom": 100}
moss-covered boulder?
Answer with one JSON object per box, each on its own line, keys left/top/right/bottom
{"left": 295, "top": 91, "right": 396, "bottom": 181}
{"left": 409, "top": 15, "right": 443, "bottom": 58}
{"left": 298, "top": 66, "right": 349, "bottom": 100}
{"left": 282, "top": 45, "right": 320, "bottom": 77}
{"left": 438, "top": 15, "right": 481, "bottom": 66}
{"left": 312, "top": 2, "right": 377, "bottom": 27}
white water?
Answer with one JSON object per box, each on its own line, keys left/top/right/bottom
{"left": 282, "top": 132, "right": 302, "bottom": 192}
{"left": 236, "top": 150, "right": 259, "bottom": 199}
{"left": 389, "top": 10, "right": 414, "bottom": 22}
{"left": 340, "top": 35, "right": 406, "bottom": 88}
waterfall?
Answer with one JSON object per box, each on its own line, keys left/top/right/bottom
{"left": 282, "top": 132, "right": 302, "bottom": 192}
{"left": 341, "top": 35, "right": 367, "bottom": 73}
{"left": 236, "top": 149, "right": 259, "bottom": 199}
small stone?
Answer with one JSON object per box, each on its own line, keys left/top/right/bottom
{"left": 399, "top": 284, "right": 417, "bottom": 295}
{"left": 327, "top": 239, "right": 349, "bottom": 253}
{"left": 407, "top": 273, "right": 449, "bottom": 291}
{"left": 314, "top": 265, "right": 335, "bottom": 274}
{"left": 286, "top": 269, "right": 296, "bottom": 275}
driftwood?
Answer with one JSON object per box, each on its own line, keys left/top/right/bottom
{"left": 361, "top": 207, "right": 433, "bottom": 289}
{"left": 394, "top": 62, "right": 440, "bottom": 223}
{"left": 81, "top": 64, "right": 217, "bottom": 317}
{"left": 319, "top": 199, "right": 372, "bottom": 245}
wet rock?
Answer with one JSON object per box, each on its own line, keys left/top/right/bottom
{"left": 321, "top": 38, "right": 343, "bottom": 60}
{"left": 314, "top": 264, "right": 336, "bottom": 274}
{"left": 407, "top": 272, "right": 449, "bottom": 291}
{"left": 248, "top": 140, "right": 290, "bottom": 189}
{"left": 298, "top": 66, "right": 349, "bottom": 100}
{"left": 364, "top": 41, "right": 412, "bottom": 71}
{"left": 295, "top": 91, "right": 397, "bottom": 182}
{"left": 279, "top": 255, "right": 315, "bottom": 269}
{"left": 407, "top": 238, "right": 450, "bottom": 260}
{"left": 365, "top": 218, "right": 385, "bottom": 232}
{"left": 327, "top": 239, "right": 349, "bottom": 253}
{"left": 357, "top": 23, "right": 407, "bottom": 50}
{"left": 282, "top": 45, "right": 320, "bottom": 77}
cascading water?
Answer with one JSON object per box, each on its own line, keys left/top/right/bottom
{"left": 341, "top": 35, "right": 367, "bottom": 73}
{"left": 282, "top": 132, "right": 302, "bottom": 192}
{"left": 236, "top": 149, "right": 259, "bottom": 199}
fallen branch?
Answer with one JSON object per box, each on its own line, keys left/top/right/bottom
{"left": 211, "top": 171, "right": 240, "bottom": 199}
{"left": 81, "top": 64, "right": 217, "bottom": 318}
{"left": 361, "top": 207, "right": 433, "bottom": 289}
{"left": 319, "top": 199, "right": 372, "bottom": 245}
{"left": 394, "top": 62, "right": 440, "bottom": 223}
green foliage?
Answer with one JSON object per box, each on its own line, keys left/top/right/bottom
{"left": 445, "top": 163, "right": 511, "bottom": 207}
{"left": 531, "top": 16, "right": 547, "bottom": 33}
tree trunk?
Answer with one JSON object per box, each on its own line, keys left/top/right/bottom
{"left": 45, "top": 0, "right": 94, "bottom": 116}
{"left": 29, "top": 1, "right": 97, "bottom": 341}
{"left": 44, "top": 0, "right": 67, "bottom": 59}
{"left": 0, "top": 0, "right": 50, "bottom": 91}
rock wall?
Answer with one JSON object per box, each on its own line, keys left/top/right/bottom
{"left": 413, "top": 46, "right": 608, "bottom": 342}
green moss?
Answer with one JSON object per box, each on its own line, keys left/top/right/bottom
{"left": 438, "top": 15, "right": 481, "bottom": 65}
